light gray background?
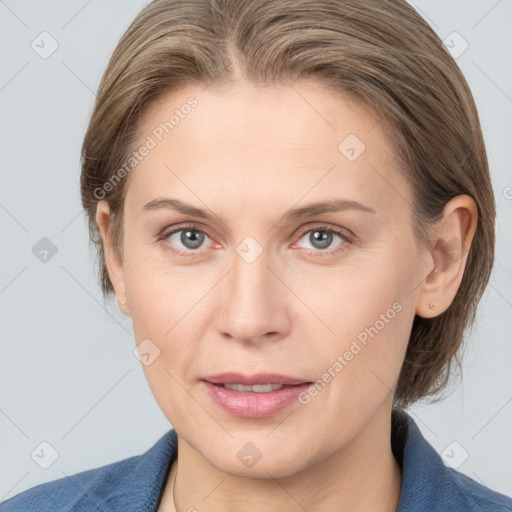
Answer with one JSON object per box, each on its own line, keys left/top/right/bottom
{"left": 1, "top": 0, "right": 511, "bottom": 502}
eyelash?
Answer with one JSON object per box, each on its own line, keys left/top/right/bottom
{"left": 157, "top": 222, "right": 353, "bottom": 258}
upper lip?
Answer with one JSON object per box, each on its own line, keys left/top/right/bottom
{"left": 202, "top": 372, "right": 312, "bottom": 386}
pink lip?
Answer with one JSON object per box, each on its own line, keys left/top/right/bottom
{"left": 202, "top": 372, "right": 310, "bottom": 386}
{"left": 201, "top": 373, "right": 312, "bottom": 418}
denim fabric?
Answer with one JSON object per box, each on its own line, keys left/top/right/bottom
{"left": 1, "top": 411, "right": 511, "bottom": 511}
{"left": 393, "top": 410, "right": 512, "bottom": 511}
{"left": 0, "top": 428, "right": 177, "bottom": 512}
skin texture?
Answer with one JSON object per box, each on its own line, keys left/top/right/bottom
{"left": 96, "top": 79, "right": 477, "bottom": 512}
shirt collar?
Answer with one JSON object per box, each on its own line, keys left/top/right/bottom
{"left": 392, "top": 408, "right": 448, "bottom": 511}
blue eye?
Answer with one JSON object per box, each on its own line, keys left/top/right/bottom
{"left": 295, "top": 226, "right": 351, "bottom": 255}
{"left": 158, "top": 223, "right": 352, "bottom": 257}
{"left": 159, "top": 223, "right": 213, "bottom": 257}
{"left": 169, "top": 228, "right": 207, "bottom": 250}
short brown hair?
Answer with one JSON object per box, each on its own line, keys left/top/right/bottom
{"left": 80, "top": 0, "right": 495, "bottom": 408}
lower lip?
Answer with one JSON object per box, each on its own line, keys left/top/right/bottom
{"left": 202, "top": 381, "right": 311, "bottom": 418}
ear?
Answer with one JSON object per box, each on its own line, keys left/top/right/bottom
{"left": 95, "top": 200, "right": 130, "bottom": 316}
{"left": 415, "top": 195, "right": 478, "bottom": 318}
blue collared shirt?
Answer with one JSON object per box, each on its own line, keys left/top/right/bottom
{"left": 1, "top": 410, "right": 511, "bottom": 511}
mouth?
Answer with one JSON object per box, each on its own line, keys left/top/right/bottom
{"left": 211, "top": 383, "right": 289, "bottom": 393}
{"left": 201, "top": 373, "right": 313, "bottom": 418}
{"left": 202, "top": 372, "right": 312, "bottom": 389}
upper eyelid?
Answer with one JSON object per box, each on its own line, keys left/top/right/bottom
{"left": 160, "top": 222, "right": 353, "bottom": 246}
{"left": 160, "top": 223, "right": 215, "bottom": 240}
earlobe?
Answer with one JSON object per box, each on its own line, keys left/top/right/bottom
{"left": 95, "top": 201, "right": 130, "bottom": 316}
{"left": 415, "top": 195, "right": 477, "bottom": 319}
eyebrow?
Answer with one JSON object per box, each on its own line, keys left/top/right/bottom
{"left": 142, "top": 197, "right": 376, "bottom": 222}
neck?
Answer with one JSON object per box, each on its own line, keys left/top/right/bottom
{"left": 159, "top": 404, "right": 402, "bottom": 512}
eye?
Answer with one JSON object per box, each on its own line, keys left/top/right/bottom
{"left": 158, "top": 223, "right": 353, "bottom": 258}
{"left": 295, "top": 225, "right": 352, "bottom": 255}
{"left": 158, "top": 223, "right": 214, "bottom": 257}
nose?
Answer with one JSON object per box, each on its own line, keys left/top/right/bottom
{"left": 214, "top": 244, "right": 291, "bottom": 344}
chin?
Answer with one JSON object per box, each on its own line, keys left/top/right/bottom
{"left": 205, "top": 443, "right": 310, "bottom": 480}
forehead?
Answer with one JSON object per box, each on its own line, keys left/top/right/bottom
{"left": 124, "top": 79, "right": 412, "bottom": 218}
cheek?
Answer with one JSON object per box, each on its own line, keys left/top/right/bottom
{"left": 122, "top": 241, "right": 196, "bottom": 334}
{"left": 301, "top": 248, "right": 417, "bottom": 397}
{"left": 291, "top": 275, "right": 414, "bottom": 450}
{"left": 123, "top": 246, "right": 210, "bottom": 380}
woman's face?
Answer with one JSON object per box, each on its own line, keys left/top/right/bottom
{"left": 101, "top": 79, "right": 432, "bottom": 477}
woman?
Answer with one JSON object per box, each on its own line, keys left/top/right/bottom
{"left": 2, "top": 0, "right": 511, "bottom": 510}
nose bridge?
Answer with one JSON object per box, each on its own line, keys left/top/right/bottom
{"left": 214, "top": 236, "right": 289, "bottom": 341}
{"left": 233, "top": 239, "right": 273, "bottom": 299}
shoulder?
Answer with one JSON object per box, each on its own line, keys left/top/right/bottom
{"left": 0, "top": 455, "right": 139, "bottom": 512}
{"left": 0, "top": 429, "right": 177, "bottom": 512}
{"left": 394, "top": 409, "right": 512, "bottom": 511}
{"left": 445, "top": 466, "right": 512, "bottom": 511}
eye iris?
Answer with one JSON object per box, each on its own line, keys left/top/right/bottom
{"left": 181, "top": 230, "right": 204, "bottom": 249}
{"left": 172, "top": 228, "right": 340, "bottom": 252}
{"left": 311, "top": 230, "right": 332, "bottom": 249}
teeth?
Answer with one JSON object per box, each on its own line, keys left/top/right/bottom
{"left": 223, "top": 383, "right": 284, "bottom": 393}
